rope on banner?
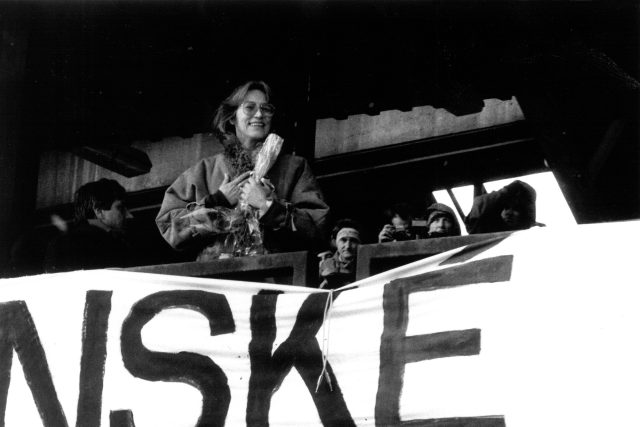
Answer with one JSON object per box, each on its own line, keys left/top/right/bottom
{"left": 316, "top": 289, "right": 334, "bottom": 392}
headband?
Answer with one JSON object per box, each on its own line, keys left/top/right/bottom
{"left": 336, "top": 227, "right": 361, "bottom": 243}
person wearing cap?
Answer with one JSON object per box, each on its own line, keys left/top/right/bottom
{"left": 318, "top": 218, "right": 362, "bottom": 289}
{"left": 465, "top": 179, "right": 540, "bottom": 234}
{"left": 426, "top": 202, "right": 462, "bottom": 238}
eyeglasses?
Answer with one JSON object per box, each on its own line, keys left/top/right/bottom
{"left": 240, "top": 101, "right": 276, "bottom": 117}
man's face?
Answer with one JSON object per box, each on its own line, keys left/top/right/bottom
{"left": 336, "top": 227, "right": 360, "bottom": 262}
{"left": 500, "top": 206, "right": 522, "bottom": 227}
{"left": 100, "top": 199, "right": 128, "bottom": 231}
{"left": 428, "top": 213, "right": 453, "bottom": 236}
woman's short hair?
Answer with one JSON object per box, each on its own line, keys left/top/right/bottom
{"left": 211, "top": 80, "right": 273, "bottom": 139}
{"left": 74, "top": 179, "right": 126, "bottom": 222}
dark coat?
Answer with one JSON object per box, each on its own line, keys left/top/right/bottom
{"left": 318, "top": 251, "right": 356, "bottom": 289}
{"left": 44, "top": 221, "right": 131, "bottom": 273}
{"left": 156, "top": 151, "right": 330, "bottom": 256}
{"left": 465, "top": 180, "right": 537, "bottom": 234}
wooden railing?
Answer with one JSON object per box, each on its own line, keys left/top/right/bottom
{"left": 355, "top": 232, "right": 513, "bottom": 280}
{"left": 124, "top": 232, "right": 513, "bottom": 287}
{"left": 125, "top": 250, "right": 312, "bottom": 287}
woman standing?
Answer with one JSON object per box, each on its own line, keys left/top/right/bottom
{"left": 156, "top": 80, "right": 329, "bottom": 259}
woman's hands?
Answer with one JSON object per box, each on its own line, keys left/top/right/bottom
{"left": 241, "top": 177, "right": 275, "bottom": 215}
{"left": 219, "top": 171, "right": 251, "bottom": 206}
{"left": 219, "top": 171, "right": 276, "bottom": 215}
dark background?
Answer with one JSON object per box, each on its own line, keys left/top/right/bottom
{"left": 20, "top": 1, "right": 639, "bottom": 144}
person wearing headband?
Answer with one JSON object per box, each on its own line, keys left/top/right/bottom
{"left": 318, "top": 218, "right": 362, "bottom": 289}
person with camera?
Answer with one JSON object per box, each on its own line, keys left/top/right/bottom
{"left": 377, "top": 203, "right": 417, "bottom": 243}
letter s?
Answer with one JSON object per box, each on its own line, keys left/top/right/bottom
{"left": 119, "top": 291, "right": 235, "bottom": 427}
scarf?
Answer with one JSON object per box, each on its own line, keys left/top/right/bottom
{"left": 222, "top": 135, "right": 261, "bottom": 179}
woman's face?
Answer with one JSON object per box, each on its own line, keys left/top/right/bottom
{"left": 233, "top": 89, "right": 273, "bottom": 150}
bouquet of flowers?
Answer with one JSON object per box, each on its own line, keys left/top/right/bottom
{"left": 176, "top": 133, "right": 284, "bottom": 260}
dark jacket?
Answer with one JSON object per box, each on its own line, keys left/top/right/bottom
{"left": 465, "top": 180, "right": 537, "bottom": 234}
{"left": 318, "top": 251, "right": 356, "bottom": 289}
{"left": 156, "top": 151, "right": 330, "bottom": 256}
{"left": 44, "top": 221, "right": 131, "bottom": 273}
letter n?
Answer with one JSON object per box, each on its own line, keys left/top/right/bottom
{"left": 0, "top": 300, "right": 68, "bottom": 427}
{"left": 0, "top": 291, "right": 112, "bottom": 427}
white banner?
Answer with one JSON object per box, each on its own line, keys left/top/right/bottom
{"left": 1, "top": 221, "right": 639, "bottom": 426}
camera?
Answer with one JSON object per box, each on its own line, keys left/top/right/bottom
{"left": 390, "top": 225, "right": 412, "bottom": 241}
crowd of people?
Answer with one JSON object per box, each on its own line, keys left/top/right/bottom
{"left": 319, "top": 178, "right": 539, "bottom": 287}
{"left": 16, "top": 80, "right": 543, "bottom": 285}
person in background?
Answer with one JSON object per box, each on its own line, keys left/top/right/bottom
{"left": 44, "top": 179, "right": 132, "bottom": 272}
{"left": 465, "top": 180, "right": 540, "bottom": 234}
{"left": 156, "top": 80, "right": 329, "bottom": 260}
{"left": 377, "top": 203, "right": 417, "bottom": 243}
{"left": 318, "top": 218, "right": 362, "bottom": 289}
{"left": 425, "top": 202, "right": 462, "bottom": 238}
{"left": 6, "top": 215, "right": 66, "bottom": 277}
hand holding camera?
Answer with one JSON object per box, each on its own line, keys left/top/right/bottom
{"left": 378, "top": 224, "right": 412, "bottom": 243}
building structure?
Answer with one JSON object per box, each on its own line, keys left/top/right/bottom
{"left": 1, "top": 1, "right": 638, "bottom": 275}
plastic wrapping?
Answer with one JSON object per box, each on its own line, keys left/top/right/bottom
{"left": 178, "top": 203, "right": 232, "bottom": 236}
{"left": 254, "top": 133, "right": 283, "bottom": 180}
